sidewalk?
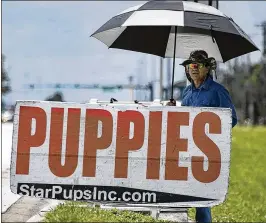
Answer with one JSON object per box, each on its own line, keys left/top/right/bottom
{"left": 2, "top": 196, "right": 51, "bottom": 222}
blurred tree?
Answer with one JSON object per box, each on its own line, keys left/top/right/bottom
{"left": 219, "top": 58, "right": 266, "bottom": 125}
{"left": 1, "top": 54, "right": 11, "bottom": 95}
{"left": 246, "top": 63, "right": 265, "bottom": 125}
{"left": 45, "top": 91, "right": 65, "bottom": 102}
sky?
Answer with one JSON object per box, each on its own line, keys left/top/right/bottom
{"left": 2, "top": 1, "right": 266, "bottom": 105}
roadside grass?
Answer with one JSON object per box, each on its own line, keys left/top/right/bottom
{"left": 188, "top": 126, "right": 266, "bottom": 222}
{"left": 43, "top": 201, "right": 167, "bottom": 222}
{"left": 43, "top": 126, "right": 266, "bottom": 222}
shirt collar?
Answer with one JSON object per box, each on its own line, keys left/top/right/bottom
{"left": 191, "top": 75, "right": 213, "bottom": 90}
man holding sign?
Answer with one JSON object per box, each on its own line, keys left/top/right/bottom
{"left": 168, "top": 50, "right": 237, "bottom": 223}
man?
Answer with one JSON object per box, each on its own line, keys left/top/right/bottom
{"left": 167, "top": 50, "right": 237, "bottom": 222}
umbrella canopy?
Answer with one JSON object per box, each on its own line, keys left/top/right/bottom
{"left": 91, "top": 0, "right": 259, "bottom": 63}
{"left": 91, "top": 0, "right": 259, "bottom": 100}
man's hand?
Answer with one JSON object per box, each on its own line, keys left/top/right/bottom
{"left": 166, "top": 99, "right": 176, "bottom": 106}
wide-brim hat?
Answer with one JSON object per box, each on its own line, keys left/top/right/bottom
{"left": 180, "top": 50, "right": 209, "bottom": 66}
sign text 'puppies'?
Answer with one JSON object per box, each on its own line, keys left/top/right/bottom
{"left": 11, "top": 101, "right": 232, "bottom": 207}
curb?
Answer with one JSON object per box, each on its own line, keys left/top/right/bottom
{"left": 26, "top": 200, "right": 64, "bottom": 222}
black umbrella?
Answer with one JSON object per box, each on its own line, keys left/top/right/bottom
{"left": 91, "top": 0, "right": 259, "bottom": 100}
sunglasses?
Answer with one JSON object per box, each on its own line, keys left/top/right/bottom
{"left": 187, "top": 63, "right": 205, "bottom": 69}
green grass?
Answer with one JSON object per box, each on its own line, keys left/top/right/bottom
{"left": 43, "top": 202, "right": 166, "bottom": 222}
{"left": 188, "top": 126, "right": 266, "bottom": 222}
{"left": 43, "top": 126, "right": 266, "bottom": 222}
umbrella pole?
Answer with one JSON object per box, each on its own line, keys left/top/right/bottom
{"left": 170, "top": 26, "right": 177, "bottom": 101}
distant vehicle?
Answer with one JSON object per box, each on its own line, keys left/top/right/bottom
{"left": 2, "top": 110, "right": 14, "bottom": 123}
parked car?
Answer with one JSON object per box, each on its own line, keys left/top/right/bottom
{"left": 2, "top": 110, "right": 14, "bottom": 122}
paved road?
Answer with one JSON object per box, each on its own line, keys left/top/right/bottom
{"left": 1, "top": 123, "right": 50, "bottom": 222}
{"left": 2, "top": 123, "right": 21, "bottom": 213}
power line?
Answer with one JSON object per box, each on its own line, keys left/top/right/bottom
{"left": 23, "top": 83, "right": 151, "bottom": 91}
{"left": 23, "top": 82, "right": 154, "bottom": 101}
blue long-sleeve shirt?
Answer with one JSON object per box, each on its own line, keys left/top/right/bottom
{"left": 181, "top": 75, "right": 237, "bottom": 128}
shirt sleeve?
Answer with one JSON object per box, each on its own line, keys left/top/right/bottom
{"left": 217, "top": 87, "right": 238, "bottom": 128}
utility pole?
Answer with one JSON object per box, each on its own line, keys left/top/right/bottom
{"left": 167, "top": 58, "right": 172, "bottom": 99}
{"left": 263, "top": 21, "right": 266, "bottom": 57}
{"left": 159, "top": 58, "right": 163, "bottom": 100}
{"left": 128, "top": 75, "right": 134, "bottom": 101}
{"left": 148, "top": 82, "right": 154, "bottom": 101}
{"left": 255, "top": 21, "right": 266, "bottom": 84}
{"left": 136, "top": 60, "right": 142, "bottom": 101}
{"left": 256, "top": 21, "right": 266, "bottom": 57}
{"left": 263, "top": 21, "right": 266, "bottom": 124}
{"left": 253, "top": 21, "right": 266, "bottom": 124}
{"left": 261, "top": 21, "right": 266, "bottom": 57}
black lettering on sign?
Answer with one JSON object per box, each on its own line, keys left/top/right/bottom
{"left": 17, "top": 183, "right": 216, "bottom": 203}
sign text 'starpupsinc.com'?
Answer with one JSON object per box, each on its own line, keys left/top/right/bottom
{"left": 10, "top": 101, "right": 232, "bottom": 207}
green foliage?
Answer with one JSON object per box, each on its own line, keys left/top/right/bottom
{"left": 1, "top": 54, "right": 11, "bottom": 95}
{"left": 45, "top": 91, "right": 64, "bottom": 102}
{"left": 189, "top": 126, "right": 266, "bottom": 222}
{"left": 43, "top": 202, "right": 166, "bottom": 222}
{"left": 248, "top": 63, "right": 263, "bottom": 84}
{"left": 219, "top": 59, "right": 265, "bottom": 124}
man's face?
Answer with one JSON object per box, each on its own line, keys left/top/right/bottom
{"left": 186, "top": 62, "right": 209, "bottom": 82}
